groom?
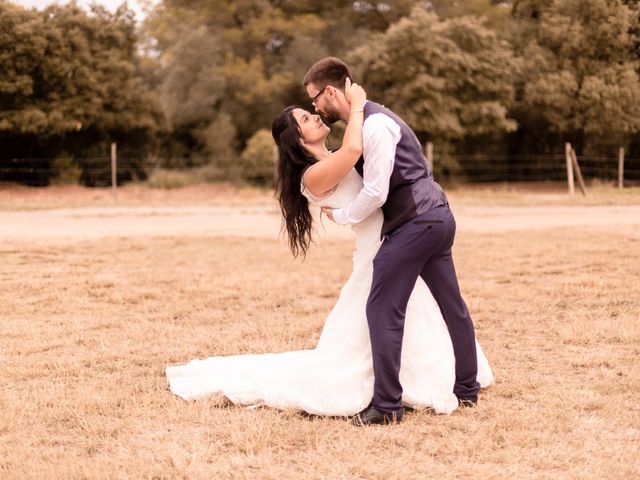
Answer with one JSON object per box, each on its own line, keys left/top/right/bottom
{"left": 304, "top": 57, "right": 480, "bottom": 425}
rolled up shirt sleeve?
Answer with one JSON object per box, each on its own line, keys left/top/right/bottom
{"left": 332, "top": 113, "right": 400, "bottom": 225}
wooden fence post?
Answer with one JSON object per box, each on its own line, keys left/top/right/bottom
{"left": 565, "top": 142, "right": 575, "bottom": 195}
{"left": 425, "top": 142, "right": 433, "bottom": 172}
{"left": 569, "top": 147, "right": 587, "bottom": 196}
{"left": 618, "top": 147, "right": 625, "bottom": 189}
{"left": 111, "top": 142, "right": 117, "bottom": 201}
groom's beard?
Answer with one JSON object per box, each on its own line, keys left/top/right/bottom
{"left": 321, "top": 105, "right": 342, "bottom": 125}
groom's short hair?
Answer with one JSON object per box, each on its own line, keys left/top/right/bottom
{"left": 303, "top": 57, "right": 352, "bottom": 91}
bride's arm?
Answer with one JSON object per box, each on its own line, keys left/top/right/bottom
{"left": 303, "top": 80, "right": 366, "bottom": 197}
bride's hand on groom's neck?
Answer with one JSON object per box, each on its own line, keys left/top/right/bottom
{"left": 344, "top": 78, "right": 366, "bottom": 110}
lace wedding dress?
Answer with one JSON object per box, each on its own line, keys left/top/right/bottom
{"left": 166, "top": 169, "right": 493, "bottom": 415}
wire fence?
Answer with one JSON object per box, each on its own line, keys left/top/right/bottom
{"left": 445, "top": 154, "right": 640, "bottom": 183}
{"left": 1, "top": 154, "right": 639, "bottom": 186}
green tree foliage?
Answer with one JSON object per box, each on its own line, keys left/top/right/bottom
{"left": 0, "top": 1, "right": 163, "bottom": 185}
{"left": 157, "top": 27, "right": 228, "bottom": 164}
{"left": 350, "top": 7, "right": 518, "bottom": 140}
{"left": 141, "top": 0, "right": 640, "bottom": 182}
{"left": 3, "top": 0, "right": 640, "bottom": 185}
{"left": 143, "top": 1, "right": 424, "bottom": 168}
{"left": 511, "top": 0, "right": 640, "bottom": 154}
{"left": 429, "top": 0, "right": 514, "bottom": 30}
{"left": 239, "top": 128, "right": 276, "bottom": 186}
{"left": 0, "top": 2, "right": 51, "bottom": 134}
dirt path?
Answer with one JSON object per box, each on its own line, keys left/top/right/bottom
{"left": 2, "top": 204, "right": 639, "bottom": 242}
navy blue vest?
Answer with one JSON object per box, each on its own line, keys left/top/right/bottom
{"left": 355, "top": 101, "right": 447, "bottom": 236}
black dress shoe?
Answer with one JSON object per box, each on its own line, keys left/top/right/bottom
{"left": 350, "top": 404, "right": 403, "bottom": 426}
{"left": 457, "top": 397, "right": 477, "bottom": 408}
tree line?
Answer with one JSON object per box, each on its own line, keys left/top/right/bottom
{"left": 1, "top": 0, "right": 639, "bottom": 186}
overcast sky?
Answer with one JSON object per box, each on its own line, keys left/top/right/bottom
{"left": 11, "top": 0, "right": 155, "bottom": 20}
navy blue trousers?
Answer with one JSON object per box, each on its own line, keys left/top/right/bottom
{"left": 366, "top": 205, "right": 480, "bottom": 413}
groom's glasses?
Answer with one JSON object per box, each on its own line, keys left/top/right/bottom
{"left": 311, "top": 86, "right": 328, "bottom": 107}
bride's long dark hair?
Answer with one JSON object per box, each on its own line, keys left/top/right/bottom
{"left": 272, "top": 106, "right": 318, "bottom": 258}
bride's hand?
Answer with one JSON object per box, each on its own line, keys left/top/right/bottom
{"left": 344, "top": 77, "right": 366, "bottom": 110}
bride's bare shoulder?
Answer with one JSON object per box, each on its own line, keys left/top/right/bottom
{"left": 302, "top": 164, "right": 337, "bottom": 200}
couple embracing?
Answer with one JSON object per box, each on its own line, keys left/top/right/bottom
{"left": 166, "top": 57, "right": 493, "bottom": 426}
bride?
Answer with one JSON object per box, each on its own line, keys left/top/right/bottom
{"left": 166, "top": 81, "right": 493, "bottom": 417}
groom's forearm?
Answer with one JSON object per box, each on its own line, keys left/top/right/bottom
{"left": 332, "top": 186, "right": 387, "bottom": 225}
{"left": 332, "top": 113, "right": 398, "bottom": 225}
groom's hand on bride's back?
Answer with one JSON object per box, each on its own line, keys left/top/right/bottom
{"left": 321, "top": 206, "right": 336, "bottom": 222}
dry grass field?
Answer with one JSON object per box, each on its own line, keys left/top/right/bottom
{"left": 1, "top": 183, "right": 639, "bottom": 479}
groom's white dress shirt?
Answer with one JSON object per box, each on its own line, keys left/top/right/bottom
{"left": 332, "top": 102, "right": 401, "bottom": 225}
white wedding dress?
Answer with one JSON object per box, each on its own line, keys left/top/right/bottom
{"left": 166, "top": 169, "right": 493, "bottom": 415}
